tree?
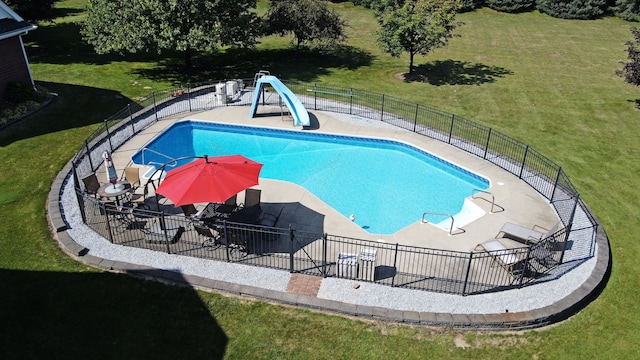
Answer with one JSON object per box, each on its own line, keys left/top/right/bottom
{"left": 265, "top": 0, "right": 347, "bottom": 49}
{"left": 376, "top": 0, "right": 461, "bottom": 74}
{"left": 5, "top": 0, "right": 57, "bottom": 23}
{"left": 81, "top": 0, "right": 261, "bottom": 68}
{"left": 618, "top": 27, "right": 640, "bottom": 90}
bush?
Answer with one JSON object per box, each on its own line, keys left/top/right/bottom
{"left": 536, "top": 0, "right": 608, "bottom": 19}
{"left": 4, "top": 82, "right": 41, "bottom": 104}
{"left": 486, "top": 0, "right": 535, "bottom": 12}
{"left": 613, "top": 0, "right": 640, "bottom": 22}
{"left": 351, "top": 0, "right": 376, "bottom": 7}
{"left": 459, "top": 0, "right": 484, "bottom": 12}
{"left": 0, "top": 100, "right": 40, "bottom": 127}
{"left": 0, "top": 84, "right": 48, "bottom": 127}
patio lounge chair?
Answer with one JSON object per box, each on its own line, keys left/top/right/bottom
{"left": 123, "top": 166, "right": 141, "bottom": 191}
{"left": 125, "top": 181, "right": 150, "bottom": 211}
{"left": 193, "top": 223, "right": 222, "bottom": 248}
{"left": 81, "top": 173, "right": 101, "bottom": 198}
{"left": 258, "top": 206, "right": 283, "bottom": 227}
{"left": 243, "top": 188, "right": 261, "bottom": 208}
{"left": 198, "top": 195, "right": 238, "bottom": 221}
{"left": 181, "top": 204, "right": 199, "bottom": 218}
{"left": 475, "top": 239, "right": 525, "bottom": 284}
{"left": 496, "top": 222, "right": 560, "bottom": 245}
{"left": 144, "top": 217, "right": 184, "bottom": 244}
{"left": 216, "top": 194, "right": 238, "bottom": 215}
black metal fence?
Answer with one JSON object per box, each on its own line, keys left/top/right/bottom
{"left": 77, "top": 186, "right": 569, "bottom": 296}
{"left": 68, "top": 78, "right": 594, "bottom": 295}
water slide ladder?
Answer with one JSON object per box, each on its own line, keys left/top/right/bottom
{"left": 249, "top": 71, "right": 311, "bottom": 127}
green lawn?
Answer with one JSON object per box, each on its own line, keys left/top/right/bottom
{"left": 1, "top": 1, "right": 639, "bottom": 358}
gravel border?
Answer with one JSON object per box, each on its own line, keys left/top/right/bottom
{"left": 46, "top": 110, "right": 611, "bottom": 329}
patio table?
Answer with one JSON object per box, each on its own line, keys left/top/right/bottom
{"left": 97, "top": 181, "right": 131, "bottom": 206}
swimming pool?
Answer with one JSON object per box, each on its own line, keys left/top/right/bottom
{"left": 132, "top": 121, "right": 490, "bottom": 234}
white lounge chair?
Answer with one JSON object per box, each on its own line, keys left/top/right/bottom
{"left": 476, "top": 239, "right": 525, "bottom": 284}
{"left": 496, "top": 222, "right": 560, "bottom": 245}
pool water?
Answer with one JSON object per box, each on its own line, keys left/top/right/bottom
{"left": 132, "top": 121, "right": 490, "bottom": 234}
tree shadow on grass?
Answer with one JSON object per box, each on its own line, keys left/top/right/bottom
{"left": 25, "top": 18, "right": 373, "bottom": 83}
{"left": 132, "top": 45, "right": 374, "bottom": 84}
{"left": 407, "top": 60, "right": 513, "bottom": 86}
{"left": 50, "top": 5, "right": 84, "bottom": 19}
{"left": 0, "top": 268, "right": 227, "bottom": 359}
{"left": 626, "top": 99, "right": 640, "bottom": 110}
{"left": 25, "top": 22, "right": 172, "bottom": 66}
{"left": 0, "top": 82, "right": 132, "bottom": 146}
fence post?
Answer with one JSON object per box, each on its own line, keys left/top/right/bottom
{"left": 128, "top": 104, "right": 135, "bottom": 134}
{"left": 187, "top": 83, "right": 192, "bottom": 112}
{"left": 558, "top": 224, "right": 572, "bottom": 264}
{"left": 104, "top": 119, "right": 113, "bottom": 152}
{"left": 483, "top": 128, "right": 492, "bottom": 160}
{"left": 160, "top": 212, "right": 171, "bottom": 254}
{"left": 448, "top": 114, "right": 455, "bottom": 144}
{"left": 517, "top": 249, "right": 531, "bottom": 288}
{"left": 322, "top": 233, "right": 328, "bottom": 277}
{"left": 462, "top": 251, "right": 474, "bottom": 296}
{"left": 84, "top": 140, "right": 94, "bottom": 171}
{"left": 551, "top": 166, "right": 563, "bottom": 201}
{"left": 289, "top": 226, "right": 295, "bottom": 273}
{"left": 104, "top": 204, "right": 114, "bottom": 243}
{"left": 223, "top": 221, "right": 231, "bottom": 261}
{"left": 72, "top": 165, "right": 88, "bottom": 224}
{"left": 314, "top": 83, "right": 317, "bottom": 110}
{"left": 519, "top": 145, "right": 529, "bottom": 179}
{"left": 413, "top": 104, "right": 419, "bottom": 132}
{"left": 349, "top": 88, "right": 353, "bottom": 115}
{"left": 391, "top": 243, "right": 399, "bottom": 287}
{"left": 152, "top": 92, "right": 158, "bottom": 121}
{"left": 380, "top": 94, "right": 385, "bottom": 121}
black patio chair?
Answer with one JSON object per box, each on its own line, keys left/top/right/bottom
{"left": 194, "top": 223, "right": 222, "bottom": 250}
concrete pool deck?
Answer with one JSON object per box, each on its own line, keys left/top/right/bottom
{"left": 112, "top": 106, "right": 559, "bottom": 252}
{"left": 47, "top": 106, "right": 610, "bottom": 330}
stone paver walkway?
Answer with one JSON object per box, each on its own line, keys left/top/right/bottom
{"left": 287, "top": 274, "right": 323, "bottom": 297}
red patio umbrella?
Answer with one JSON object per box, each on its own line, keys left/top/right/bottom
{"left": 155, "top": 155, "right": 263, "bottom": 207}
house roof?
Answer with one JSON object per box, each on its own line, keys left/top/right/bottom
{"left": 0, "top": 1, "right": 36, "bottom": 41}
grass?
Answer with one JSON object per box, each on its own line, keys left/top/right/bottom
{"left": 1, "top": 1, "right": 639, "bottom": 358}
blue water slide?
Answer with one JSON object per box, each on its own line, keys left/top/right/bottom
{"left": 249, "top": 75, "right": 310, "bottom": 127}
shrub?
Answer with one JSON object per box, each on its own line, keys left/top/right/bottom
{"left": 354, "top": 0, "right": 481, "bottom": 13}
{"left": 459, "top": 0, "right": 484, "bottom": 12}
{"left": 486, "top": 0, "right": 534, "bottom": 12}
{"left": 4, "top": 82, "right": 40, "bottom": 104}
{"left": 0, "top": 100, "right": 40, "bottom": 127}
{"left": 351, "top": 0, "right": 376, "bottom": 7}
{"left": 612, "top": 0, "right": 640, "bottom": 22}
{"left": 536, "top": 0, "right": 608, "bottom": 19}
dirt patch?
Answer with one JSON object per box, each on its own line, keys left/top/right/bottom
{"left": 394, "top": 72, "right": 427, "bottom": 82}
{"left": 454, "top": 334, "right": 471, "bottom": 348}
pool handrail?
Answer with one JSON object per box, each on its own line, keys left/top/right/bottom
{"left": 139, "top": 147, "right": 177, "bottom": 167}
{"left": 421, "top": 212, "right": 456, "bottom": 236}
{"left": 471, "top": 189, "right": 504, "bottom": 214}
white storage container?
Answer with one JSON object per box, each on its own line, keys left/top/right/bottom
{"left": 215, "top": 82, "right": 226, "bottom": 104}
{"left": 359, "top": 248, "right": 377, "bottom": 281}
{"left": 336, "top": 253, "right": 358, "bottom": 279}
{"left": 226, "top": 80, "right": 238, "bottom": 100}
